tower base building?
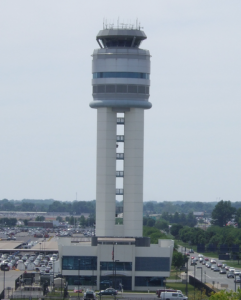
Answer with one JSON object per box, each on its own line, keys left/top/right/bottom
{"left": 57, "top": 24, "right": 174, "bottom": 291}
{"left": 58, "top": 237, "right": 173, "bottom": 291}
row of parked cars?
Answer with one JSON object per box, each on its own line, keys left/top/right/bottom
{"left": 0, "top": 252, "right": 58, "bottom": 271}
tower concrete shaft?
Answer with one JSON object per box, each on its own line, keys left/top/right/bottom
{"left": 90, "top": 25, "right": 152, "bottom": 237}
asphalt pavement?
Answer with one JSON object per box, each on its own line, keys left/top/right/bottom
{"left": 183, "top": 248, "right": 241, "bottom": 292}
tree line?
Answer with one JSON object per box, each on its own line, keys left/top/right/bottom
{"left": 172, "top": 224, "right": 241, "bottom": 248}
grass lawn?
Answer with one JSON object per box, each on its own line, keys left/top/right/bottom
{"left": 168, "top": 268, "right": 181, "bottom": 280}
{"left": 224, "top": 260, "right": 241, "bottom": 268}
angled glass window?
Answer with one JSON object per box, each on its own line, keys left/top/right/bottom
{"left": 93, "top": 72, "right": 149, "bottom": 79}
{"left": 62, "top": 256, "right": 97, "bottom": 270}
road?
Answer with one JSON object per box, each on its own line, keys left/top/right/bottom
{"left": 181, "top": 247, "right": 241, "bottom": 292}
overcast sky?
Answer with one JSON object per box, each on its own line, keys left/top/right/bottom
{"left": 0, "top": 1, "right": 240, "bottom": 202}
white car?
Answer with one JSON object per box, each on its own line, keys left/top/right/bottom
{"left": 160, "top": 292, "right": 188, "bottom": 300}
{"left": 229, "top": 268, "right": 235, "bottom": 273}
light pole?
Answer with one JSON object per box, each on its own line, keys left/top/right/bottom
{"left": 197, "top": 267, "right": 203, "bottom": 283}
{"left": 185, "top": 257, "right": 189, "bottom": 296}
{"left": 78, "top": 259, "right": 80, "bottom": 300}
{"left": 234, "top": 274, "right": 238, "bottom": 292}
{"left": 194, "top": 264, "right": 196, "bottom": 300}
{"left": 114, "top": 260, "right": 119, "bottom": 290}
{"left": 3, "top": 267, "right": 6, "bottom": 299}
{"left": 52, "top": 260, "right": 55, "bottom": 291}
{"left": 100, "top": 264, "right": 102, "bottom": 291}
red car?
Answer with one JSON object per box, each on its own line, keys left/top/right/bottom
{"left": 74, "top": 288, "right": 83, "bottom": 293}
{"left": 205, "top": 258, "right": 209, "bottom": 261}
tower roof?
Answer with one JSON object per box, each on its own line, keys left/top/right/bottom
{"left": 97, "top": 28, "right": 147, "bottom": 40}
{"left": 96, "top": 28, "right": 147, "bottom": 49}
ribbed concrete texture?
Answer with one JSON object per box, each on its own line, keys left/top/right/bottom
{"left": 95, "top": 108, "right": 116, "bottom": 237}
{"left": 123, "top": 108, "right": 144, "bottom": 237}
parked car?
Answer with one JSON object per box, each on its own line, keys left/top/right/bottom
{"left": 1, "top": 264, "right": 10, "bottom": 271}
{"left": 156, "top": 289, "right": 177, "bottom": 298}
{"left": 227, "top": 272, "right": 235, "bottom": 278}
{"left": 84, "top": 290, "right": 96, "bottom": 300}
{"left": 74, "top": 288, "right": 83, "bottom": 293}
{"left": 98, "top": 288, "right": 118, "bottom": 296}
{"left": 160, "top": 292, "right": 188, "bottom": 300}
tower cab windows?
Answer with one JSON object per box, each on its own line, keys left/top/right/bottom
{"left": 98, "top": 37, "right": 142, "bottom": 48}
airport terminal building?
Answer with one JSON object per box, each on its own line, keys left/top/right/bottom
{"left": 57, "top": 24, "right": 174, "bottom": 291}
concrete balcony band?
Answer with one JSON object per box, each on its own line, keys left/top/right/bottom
{"left": 116, "top": 171, "right": 124, "bottom": 177}
{"left": 116, "top": 135, "right": 124, "bottom": 142}
{"left": 116, "top": 189, "right": 124, "bottom": 195}
{"left": 116, "top": 153, "right": 124, "bottom": 160}
{"left": 117, "top": 118, "right": 125, "bottom": 124}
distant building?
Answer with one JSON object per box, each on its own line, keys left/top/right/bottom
{"left": 193, "top": 212, "right": 204, "bottom": 217}
{"left": 28, "top": 221, "right": 53, "bottom": 228}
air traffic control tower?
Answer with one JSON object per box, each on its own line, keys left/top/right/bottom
{"left": 90, "top": 24, "right": 152, "bottom": 238}
{"left": 57, "top": 25, "right": 173, "bottom": 291}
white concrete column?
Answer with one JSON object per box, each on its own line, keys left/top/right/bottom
{"left": 96, "top": 108, "right": 116, "bottom": 237}
{"left": 123, "top": 108, "right": 144, "bottom": 237}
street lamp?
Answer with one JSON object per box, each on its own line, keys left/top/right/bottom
{"left": 234, "top": 274, "right": 239, "bottom": 292}
{"left": 185, "top": 257, "right": 189, "bottom": 296}
{"left": 193, "top": 264, "right": 196, "bottom": 300}
{"left": 197, "top": 267, "right": 203, "bottom": 283}
{"left": 78, "top": 259, "right": 80, "bottom": 300}
{"left": 114, "top": 260, "right": 119, "bottom": 290}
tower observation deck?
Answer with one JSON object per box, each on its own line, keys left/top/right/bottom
{"left": 90, "top": 25, "right": 152, "bottom": 238}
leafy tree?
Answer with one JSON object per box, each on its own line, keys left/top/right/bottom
{"left": 209, "top": 289, "right": 241, "bottom": 300}
{"left": 56, "top": 216, "right": 63, "bottom": 222}
{"left": 155, "top": 219, "right": 169, "bottom": 231}
{"left": 23, "top": 219, "right": 28, "bottom": 226}
{"left": 211, "top": 200, "right": 236, "bottom": 227}
{"left": 0, "top": 218, "right": 17, "bottom": 226}
{"left": 143, "top": 226, "right": 167, "bottom": 244}
{"left": 170, "top": 224, "right": 183, "bottom": 238}
{"left": 235, "top": 208, "right": 241, "bottom": 227}
{"left": 35, "top": 216, "right": 45, "bottom": 221}
{"left": 147, "top": 218, "right": 155, "bottom": 227}
{"left": 186, "top": 212, "right": 197, "bottom": 227}
{"left": 79, "top": 215, "right": 86, "bottom": 227}
{"left": 172, "top": 252, "right": 185, "bottom": 269}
